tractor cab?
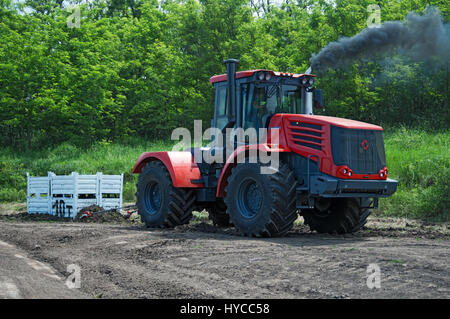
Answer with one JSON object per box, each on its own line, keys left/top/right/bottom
{"left": 209, "top": 60, "right": 321, "bottom": 138}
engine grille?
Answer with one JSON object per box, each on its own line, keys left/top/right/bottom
{"left": 288, "top": 121, "right": 323, "bottom": 151}
{"left": 331, "top": 126, "right": 386, "bottom": 174}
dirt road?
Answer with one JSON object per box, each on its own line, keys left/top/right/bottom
{"left": 0, "top": 214, "right": 448, "bottom": 299}
{"left": 0, "top": 239, "right": 87, "bottom": 298}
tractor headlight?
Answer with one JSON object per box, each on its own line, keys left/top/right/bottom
{"left": 308, "top": 78, "right": 315, "bottom": 86}
{"left": 302, "top": 77, "right": 308, "bottom": 85}
{"left": 258, "top": 72, "right": 265, "bottom": 81}
{"left": 265, "top": 73, "right": 272, "bottom": 81}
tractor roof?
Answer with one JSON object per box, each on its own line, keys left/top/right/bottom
{"left": 209, "top": 69, "right": 315, "bottom": 84}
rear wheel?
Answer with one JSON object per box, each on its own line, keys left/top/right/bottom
{"left": 136, "top": 161, "right": 195, "bottom": 228}
{"left": 301, "top": 198, "right": 372, "bottom": 234}
{"left": 224, "top": 160, "right": 298, "bottom": 237}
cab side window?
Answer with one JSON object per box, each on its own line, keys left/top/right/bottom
{"left": 215, "top": 84, "right": 228, "bottom": 131}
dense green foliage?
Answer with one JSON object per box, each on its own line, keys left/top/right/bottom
{"left": 0, "top": 0, "right": 448, "bottom": 149}
{"left": 0, "top": 129, "right": 448, "bottom": 220}
{"left": 0, "top": 1, "right": 448, "bottom": 220}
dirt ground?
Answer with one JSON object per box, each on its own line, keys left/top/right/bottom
{"left": 0, "top": 205, "right": 448, "bottom": 299}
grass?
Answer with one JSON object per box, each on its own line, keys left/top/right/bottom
{"left": 377, "top": 127, "right": 449, "bottom": 221}
{"left": 0, "top": 128, "right": 448, "bottom": 221}
{"left": 0, "top": 202, "right": 26, "bottom": 214}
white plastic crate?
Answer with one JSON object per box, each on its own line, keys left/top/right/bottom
{"left": 27, "top": 172, "right": 123, "bottom": 219}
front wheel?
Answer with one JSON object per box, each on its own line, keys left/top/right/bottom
{"left": 224, "top": 160, "right": 298, "bottom": 237}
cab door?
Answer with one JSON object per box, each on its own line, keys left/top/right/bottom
{"left": 213, "top": 83, "right": 229, "bottom": 131}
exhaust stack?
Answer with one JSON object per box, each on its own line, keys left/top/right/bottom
{"left": 301, "top": 66, "right": 313, "bottom": 115}
{"left": 224, "top": 59, "right": 239, "bottom": 125}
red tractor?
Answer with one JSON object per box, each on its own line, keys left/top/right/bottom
{"left": 132, "top": 59, "right": 397, "bottom": 237}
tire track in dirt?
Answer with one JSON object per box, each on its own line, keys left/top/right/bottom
{"left": 0, "top": 219, "right": 448, "bottom": 298}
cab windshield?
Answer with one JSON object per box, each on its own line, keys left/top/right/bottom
{"left": 241, "top": 83, "right": 302, "bottom": 130}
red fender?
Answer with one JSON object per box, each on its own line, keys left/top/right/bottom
{"left": 215, "top": 144, "right": 291, "bottom": 197}
{"left": 132, "top": 151, "right": 203, "bottom": 188}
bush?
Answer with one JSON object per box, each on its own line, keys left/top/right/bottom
{"left": 0, "top": 188, "right": 26, "bottom": 202}
{"left": 0, "top": 159, "right": 27, "bottom": 202}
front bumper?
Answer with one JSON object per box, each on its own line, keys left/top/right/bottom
{"left": 308, "top": 175, "right": 398, "bottom": 198}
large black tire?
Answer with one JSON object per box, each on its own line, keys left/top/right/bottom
{"left": 136, "top": 161, "right": 195, "bottom": 228}
{"left": 207, "top": 199, "right": 232, "bottom": 227}
{"left": 302, "top": 198, "right": 372, "bottom": 234}
{"left": 224, "top": 160, "right": 298, "bottom": 237}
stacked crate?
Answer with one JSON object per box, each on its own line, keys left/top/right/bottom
{"left": 27, "top": 172, "right": 123, "bottom": 219}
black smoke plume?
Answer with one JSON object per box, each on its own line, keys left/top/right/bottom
{"left": 310, "top": 7, "right": 450, "bottom": 72}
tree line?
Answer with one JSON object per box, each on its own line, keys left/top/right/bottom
{"left": 0, "top": 0, "right": 448, "bottom": 150}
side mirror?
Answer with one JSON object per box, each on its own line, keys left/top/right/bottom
{"left": 314, "top": 89, "right": 324, "bottom": 109}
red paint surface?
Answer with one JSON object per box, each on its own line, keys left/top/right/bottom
{"left": 274, "top": 114, "right": 386, "bottom": 180}
{"left": 209, "top": 69, "right": 315, "bottom": 83}
{"left": 215, "top": 114, "right": 386, "bottom": 197}
{"left": 215, "top": 143, "right": 291, "bottom": 197}
{"left": 132, "top": 151, "right": 203, "bottom": 188}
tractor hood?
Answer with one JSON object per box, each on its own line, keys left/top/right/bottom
{"left": 267, "top": 113, "right": 387, "bottom": 180}
{"left": 285, "top": 114, "right": 383, "bottom": 131}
